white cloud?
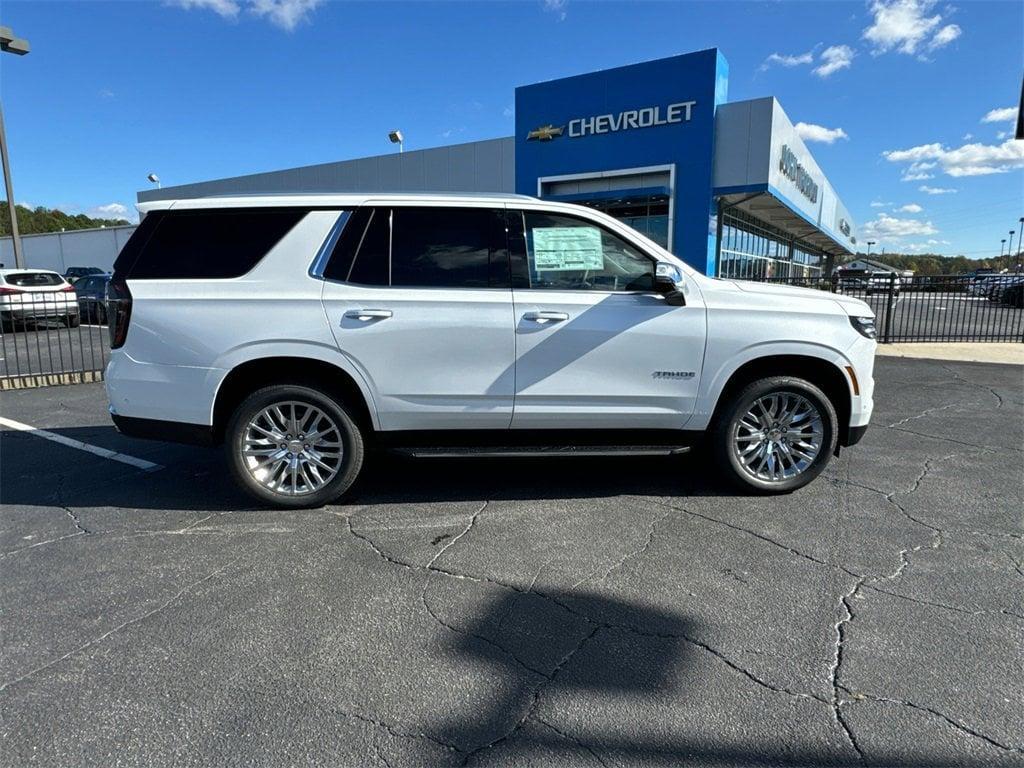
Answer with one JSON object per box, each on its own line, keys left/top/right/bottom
{"left": 98, "top": 88, "right": 115, "bottom": 99}
{"left": 168, "top": 0, "right": 240, "bottom": 19}
{"left": 249, "top": 0, "right": 322, "bottom": 30}
{"left": 863, "top": 0, "right": 960, "bottom": 56}
{"left": 898, "top": 203, "right": 923, "bottom": 213}
{"left": 863, "top": 212, "right": 938, "bottom": 239}
{"left": 870, "top": 201, "right": 891, "bottom": 207}
{"left": 760, "top": 50, "right": 815, "bottom": 71}
{"left": 927, "top": 23, "right": 961, "bottom": 50}
{"left": 542, "top": 0, "right": 568, "bottom": 21}
{"left": 813, "top": 45, "right": 854, "bottom": 77}
{"left": 168, "top": 0, "right": 323, "bottom": 29}
{"left": 981, "top": 107, "right": 1017, "bottom": 124}
{"left": 884, "top": 138, "right": 1024, "bottom": 177}
{"left": 502, "top": 105, "right": 514, "bottom": 119}
{"left": 919, "top": 185, "right": 956, "bottom": 194}
{"left": 794, "top": 122, "right": 849, "bottom": 144}
{"left": 87, "top": 203, "right": 135, "bottom": 222}
{"left": 961, "top": 132, "right": 973, "bottom": 141}
{"left": 900, "top": 160, "right": 936, "bottom": 181}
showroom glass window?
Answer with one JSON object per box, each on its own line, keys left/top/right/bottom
{"left": 517, "top": 211, "right": 655, "bottom": 292}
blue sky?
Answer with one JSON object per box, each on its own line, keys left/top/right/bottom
{"left": 1, "top": 0, "right": 1021, "bottom": 258}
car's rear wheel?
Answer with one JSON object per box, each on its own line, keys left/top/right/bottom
{"left": 711, "top": 376, "right": 837, "bottom": 494}
{"left": 225, "top": 384, "right": 364, "bottom": 508}
{"left": 65, "top": 313, "right": 81, "bottom": 328}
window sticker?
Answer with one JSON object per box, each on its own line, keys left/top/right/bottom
{"left": 531, "top": 226, "right": 604, "bottom": 271}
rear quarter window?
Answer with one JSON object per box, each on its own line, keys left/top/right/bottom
{"left": 114, "top": 208, "right": 307, "bottom": 279}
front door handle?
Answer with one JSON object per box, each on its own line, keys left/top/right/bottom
{"left": 523, "top": 311, "right": 569, "bottom": 324}
{"left": 343, "top": 309, "right": 393, "bottom": 322}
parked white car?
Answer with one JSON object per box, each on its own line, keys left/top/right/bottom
{"left": 0, "top": 269, "right": 80, "bottom": 330}
{"left": 105, "top": 194, "right": 876, "bottom": 506}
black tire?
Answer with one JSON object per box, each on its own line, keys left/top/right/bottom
{"left": 65, "top": 313, "right": 81, "bottom": 328}
{"left": 95, "top": 303, "right": 108, "bottom": 325}
{"left": 710, "top": 376, "right": 838, "bottom": 494}
{"left": 225, "top": 384, "right": 364, "bottom": 508}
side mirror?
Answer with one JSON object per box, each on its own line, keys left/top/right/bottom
{"left": 653, "top": 263, "right": 686, "bottom": 306}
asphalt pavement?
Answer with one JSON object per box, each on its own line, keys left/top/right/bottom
{"left": 1, "top": 357, "right": 1022, "bottom": 767}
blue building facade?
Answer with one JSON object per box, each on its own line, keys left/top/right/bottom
{"left": 515, "top": 49, "right": 728, "bottom": 274}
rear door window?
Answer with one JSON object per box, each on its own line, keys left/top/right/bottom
{"left": 322, "top": 206, "right": 509, "bottom": 289}
{"left": 114, "top": 208, "right": 307, "bottom": 279}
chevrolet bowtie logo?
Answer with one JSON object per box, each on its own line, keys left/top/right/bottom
{"left": 527, "top": 124, "right": 564, "bottom": 141}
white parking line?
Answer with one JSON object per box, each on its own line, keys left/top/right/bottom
{"left": 0, "top": 416, "right": 164, "bottom": 472}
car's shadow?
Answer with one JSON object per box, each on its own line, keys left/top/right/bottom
{"left": 3, "top": 425, "right": 740, "bottom": 512}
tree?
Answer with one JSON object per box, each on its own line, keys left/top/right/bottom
{"left": 0, "top": 202, "right": 130, "bottom": 237}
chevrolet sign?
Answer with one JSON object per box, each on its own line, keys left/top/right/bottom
{"left": 526, "top": 100, "right": 696, "bottom": 142}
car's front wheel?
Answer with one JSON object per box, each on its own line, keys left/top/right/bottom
{"left": 225, "top": 384, "right": 364, "bottom": 508}
{"left": 711, "top": 376, "right": 838, "bottom": 494}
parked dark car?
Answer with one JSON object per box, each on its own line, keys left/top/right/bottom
{"left": 63, "top": 266, "right": 105, "bottom": 284}
{"left": 74, "top": 273, "right": 112, "bottom": 323}
{"left": 989, "top": 276, "right": 1024, "bottom": 308}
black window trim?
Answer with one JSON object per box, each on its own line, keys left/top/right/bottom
{"left": 316, "top": 203, "right": 514, "bottom": 292}
{"left": 508, "top": 207, "right": 664, "bottom": 295}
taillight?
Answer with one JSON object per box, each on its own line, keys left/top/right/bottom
{"left": 0, "top": 286, "right": 23, "bottom": 295}
{"left": 108, "top": 276, "right": 133, "bottom": 349}
{"left": 59, "top": 285, "right": 76, "bottom": 293}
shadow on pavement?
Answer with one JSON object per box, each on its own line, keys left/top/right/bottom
{"left": 2, "top": 426, "right": 739, "bottom": 512}
{"left": 435, "top": 592, "right": 970, "bottom": 768}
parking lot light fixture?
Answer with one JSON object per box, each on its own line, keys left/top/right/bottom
{"left": 387, "top": 130, "right": 404, "bottom": 153}
{"left": 147, "top": 173, "right": 161, "bottom": 189}
{"left": 0, "top": 25, "right": 30, "bottom": 269}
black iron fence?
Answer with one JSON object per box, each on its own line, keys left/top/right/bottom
{"left": 0, "top": 291, "right": 110, "bottom": 389}
{"left": 756, "top": 273, "right": 1024, "bottom": 343}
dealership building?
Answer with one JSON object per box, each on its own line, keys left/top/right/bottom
{"left": 130, "top": 48, "right": 856, "bottom": 279}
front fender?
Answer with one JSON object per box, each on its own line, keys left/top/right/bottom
{"left": 686, "top": 340, "right": 856, "bottom": 430}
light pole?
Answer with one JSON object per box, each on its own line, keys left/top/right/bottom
{"left": 147, "top": 173, "right": 161, "bottom": 189}
{"left": 1000, "top": 238, "right": 1006, "bottom": 264}
{"left": 1010, "top": 231, "right": 1017, "bottom": 271}
{"left": 0, "top": 26, "right": 30, "bottom": 269}
{"left": 387, "top": 129, "right": 404, "bottom": 154}
{"left": 866, "top": 240, "right": 876, "bottom": 257}
{"left": 1017, "top": 217, "right": 1024, "bottom": 272}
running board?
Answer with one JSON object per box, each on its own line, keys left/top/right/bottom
{"left": 394, "top": 445, "right": 691, "bottom": 459}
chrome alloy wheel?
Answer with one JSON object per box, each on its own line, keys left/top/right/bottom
{"left": 241, "top": 401, "right": 343, "bottom": 496}
{"left": 732, "top": 392, "right": 824, "bottom": 483}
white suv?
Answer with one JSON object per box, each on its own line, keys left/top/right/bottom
{"left": 105, "top": 193, "right": 876, "bottom": 506}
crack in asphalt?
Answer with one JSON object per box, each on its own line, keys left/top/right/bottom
{"left": 459, "top": 626, "right": 603, "bottom": 767}
{"left": 0, "top": 505, "right": 93, "bottom": 559}
{"left": 887, "top": 402, "right": 962, "bottom": 428}
{"left": 838, "top": 686, "right": 1024, "bottom": 755}
{"left": 571, "top": 507, "right": 675, "bottom": 590}
{"left": 0, "top": 552, "right": 247, "bottom": 693}
{"left": 830, "top": 577, "right": 868, "bottom": 764}
{"left": 940, "top": 363, "right": 1005, "bottom": 410}
{"left": 532, "top": 714, "right": 611, "bottom": 768}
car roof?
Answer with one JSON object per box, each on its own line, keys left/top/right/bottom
{"left": 136, "top": 191, "right": 539, "bottom": 214}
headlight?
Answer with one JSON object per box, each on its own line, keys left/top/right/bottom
{"left": 850, "top": 316, "right": 876, "bottom": 339}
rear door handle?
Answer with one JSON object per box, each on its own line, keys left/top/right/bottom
{"left": 343, "top": 309, "right": 393, "bottom": 321}
{"left": 523, "top": 311, "right": 569, "bottom": 323}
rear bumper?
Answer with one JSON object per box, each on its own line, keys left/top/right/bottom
{"left": 2, "top": 305, "right": 79, "bottom": 319}
{"left": 111, "top": 413, "right": 215, "bottom": 447}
